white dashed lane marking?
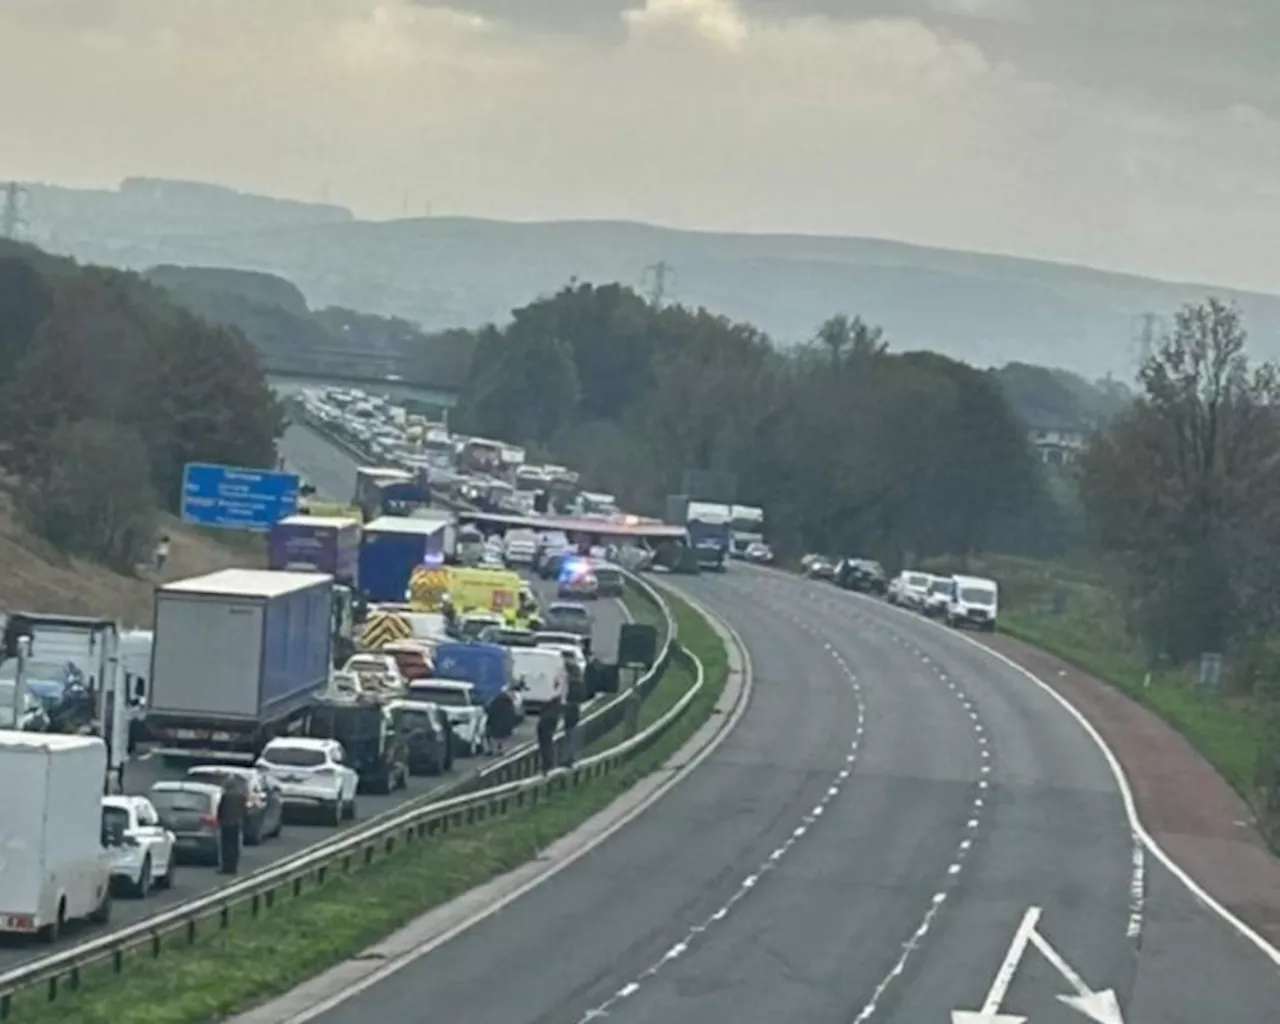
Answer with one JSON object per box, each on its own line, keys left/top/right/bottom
{"left": 574, "top": 615, "right": 867, "bottom": 1024}
{"left": 577, "top": 584, "right": 994, "bottom": 1024}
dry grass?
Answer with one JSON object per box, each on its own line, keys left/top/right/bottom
{"left": 0, "top": 485, "right": 263, "bottom": 628}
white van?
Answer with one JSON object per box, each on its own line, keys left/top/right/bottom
{"left": 510, "top": 646, "right": 568, "bottom": 714}
{"left": 947, "top": 575, "right": 999, "bottom": 631}
{"left": 0, "top": 734, "right": 113, "bottom": 940}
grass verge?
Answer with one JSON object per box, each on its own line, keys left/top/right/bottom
{"left": 5, "top": 589, "right": 731, "bottom": 1024}
{"left": 931, "top": 554, "right": 1265, "bottom": 810}
{"left": 586, "top": 586, "right": 725, "bottom": 756}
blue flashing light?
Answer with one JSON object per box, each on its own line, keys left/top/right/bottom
{"left": 558, "top": 557, "right": 591, "bottom": 583}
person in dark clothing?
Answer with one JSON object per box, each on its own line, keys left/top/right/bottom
{"left": 561, "top": 664, "right": 587, "bottom": 767}
{"left": 536, "top": 697, "right": 562, "bottom": 775}
{"left": 216, "top": 777, "right": 247, "bottom": 874}
{"left": 485, "top": 686, "right": 520, "bottom": 755}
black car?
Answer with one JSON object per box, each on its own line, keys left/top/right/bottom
{"left": 306, "top": 698, "right": 409, "bottom": 795}
{"left": 837, "top": 558, "right": 887, "bottom": 595}
{"left": 387, "top": 700, "right": 453, "bottom": 776}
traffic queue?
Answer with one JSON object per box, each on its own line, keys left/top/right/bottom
{"left": 0, "top": 510, "right": 629, "bottom": 941}
{"left": 801, "top": 554, "right": 1001, "bottom": 632}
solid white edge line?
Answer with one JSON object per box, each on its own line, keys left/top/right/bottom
{"left": 947, "top": 624, "right": 1280, "bottom": 968}
{"left": 782, "top": 567, "right": 1280, "bottom": 970}
{"left": 272, "top": 581, "right": 755, "bottom": 1024}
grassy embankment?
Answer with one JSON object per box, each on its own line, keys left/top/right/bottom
{"left": 5, "top": 587, "right": 728, "bottom": 1024}
{"left": 925, "top": 553, "right": 1265, "bottom": 810}
{"left": 0, "top": 478, "right": 263, "bottom": 628}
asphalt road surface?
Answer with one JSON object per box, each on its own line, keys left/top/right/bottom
{"left": 0, "top": 429, "right": 628, "bottom": 973}
{"left": 293, "top": 564, "right": 1280, "bottom": 1024}
{"left": 279, "top": 423, "right": 364, "bottom": 508}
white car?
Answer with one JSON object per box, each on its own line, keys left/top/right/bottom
{"left": 256, "top": 738, "right": 360, "bottom": 826}
{"left": 923, "top": 577, "right": 955, "bottom": 618}
{"left": 101, "top": 795, "right": 177, "bottom": 897}
{"left": 534, "top": 632, "right": 589, "bottom": 673}
{"left": 503, "top": 531, "right": 539, "bottom": 567}
{"left": 404, "top": 680, "right": 489, "bottom": 756}
{"left": 891, "top": 571, "right": 934, "bottom": 609}
{"left": 342, "top": 653, "right": 409, "bottom": 690}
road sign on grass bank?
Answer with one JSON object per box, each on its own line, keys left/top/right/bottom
{"left": 181, "top": 463, "right": 300, "bottom": 530}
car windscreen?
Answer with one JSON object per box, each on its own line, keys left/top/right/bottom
{"left": 187, "top": 768, "right": 243, "bottom": 788}
{"left": 960, "top": 587, "right": 996, "bottom": 606}
{"left": 929, "top": 580, "right": 953, "bottom": 595}
{"left": 0, "top": 659, "right": 67, "bottom": 681}
{"left": 408, "top": 686, "right": 470, "bottom": 707}
{"left": 150, "top": 789, "right": 215, "bottom": 813}
{"left": 906, "top": 574, "right": 931, "bottom": 588}
{"left": 262, "top": 746, "right": 327, "bottom": 767}
{"left": 102, "top": 805, "right": 131, "bottom": 839}
{"left": 392, "top": 709, "right": 436, "bottom": 731}
{"left": 346, "top": 658, "right": 390, "bottom": 674}
{"left": 549, "top": 606, "right": 588, "bottom": 621}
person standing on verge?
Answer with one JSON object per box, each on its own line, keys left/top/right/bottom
{"left": 217, "top": 775, "right": 247, "bottom": 874}
{"left": 536, "top": 693, "right": 562, "bottom": 775}
{"left": 561, "top": 662, "right": 586, "bottom": 767}
{"left": 153, "top": 535, "right": 171, "bottom": 573}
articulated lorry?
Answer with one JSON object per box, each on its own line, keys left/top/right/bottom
{"left": 268, "top": 515, "right": 362, "bottom": 666}
{"left": 146, "top": 569, "right": 335, "bottom": 763}
{"left": 359, "top": 517, "right": 452, "bottom": 603}
{"left": 664, "top": 495, "right": 732, "bottom": 572}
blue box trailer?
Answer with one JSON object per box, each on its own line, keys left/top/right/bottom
{"left": 359, "top": 517, "right": 450, "bottom": 603}
{"left": 431, "top": 642, "right": 513, "bottom": 703}
{"left": 146, "top": 569, "right": 334, "bottom": 762}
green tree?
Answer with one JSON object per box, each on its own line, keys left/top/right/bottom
{"left": 18, "top": 420, "right": 157, "bottom": 571}
{"left": 1080, "top": 299, "right": 1280, "bottom": 662}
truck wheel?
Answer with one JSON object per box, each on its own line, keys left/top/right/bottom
{"left": 343, "top": 798, "right": 358, "bottom": 821}
{"left": 327, "top": 800, "right": 343, "bottom": 826}
{"left": 39, "top": 901, "right": 65, "bottom": 943}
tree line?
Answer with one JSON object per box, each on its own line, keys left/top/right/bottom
{"left": 0, "top": 243, "right": 282, "bottom": 570}
{"left": 455, "top": 284, "right": 1280, "bottom": 669}
{"left": 453, "top": 282, "right": 1073, "bottom": 564}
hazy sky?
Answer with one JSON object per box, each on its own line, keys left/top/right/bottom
{"left": 5, "top": 0, "right": 1280, "bottom": 292}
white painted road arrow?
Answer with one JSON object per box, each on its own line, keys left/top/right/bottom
{"left": 1058, "top": 990, "right": 1126, "bottom": 1024}
{"left": 1028, "top": 921, "right": 1126, "bottom": 1024}
{"left": 951, "top": 907, "right": 1039, "bottom": 1024}
{"left": 953, "top": 906, "right": 1126, "bottom": 1024}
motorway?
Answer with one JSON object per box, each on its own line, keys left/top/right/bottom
{"left": 0, "top": 429, "right": 628, "bottom": 972}
{"left": 281, "top": 561, "right": 1280, "bottom": 1023}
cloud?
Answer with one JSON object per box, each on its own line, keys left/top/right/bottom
{"left": 929, "top": 0, "right": 1031, "bottom": 21}
{"left": 2, "top": 0, "right": 1280, "bottom": 294}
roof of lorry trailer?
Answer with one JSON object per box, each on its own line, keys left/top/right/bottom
{"left": 162, "top": 569, "right": 333, "bottom": 598}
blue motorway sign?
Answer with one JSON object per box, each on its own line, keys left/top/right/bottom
{"left": 181, "top": 463, "right": 300, "bottom": 530}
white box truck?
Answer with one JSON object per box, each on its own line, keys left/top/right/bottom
{"left": 0, "top": 732, "right": 113, "bottom": 940}
{"left": 146, "top": 569, "right": 335, "bottom": 763}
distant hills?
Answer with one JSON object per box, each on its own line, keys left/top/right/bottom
{"left": 142, "top": 264, "right": 474, "bottom": 389}
{"left": 21, "top": 177, "right": 1278, "bottom": 379}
